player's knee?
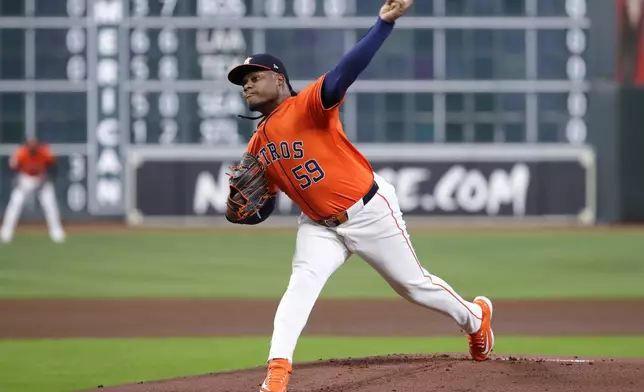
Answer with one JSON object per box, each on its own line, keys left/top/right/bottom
{"left": 285, "top": 264, "right": 327, "bottom": 292}
{"left": 395, "top": 280, "right": 428, "bottom": 304}
{"left": 286, "top": 266, "right": 317, "bottom": 288}
{"left": 10, "top": 190, "right": 25, "bottom": 203}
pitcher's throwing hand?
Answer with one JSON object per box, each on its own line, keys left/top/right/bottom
{"left": 379, "top": 0, "right": 414, "bottom": 22}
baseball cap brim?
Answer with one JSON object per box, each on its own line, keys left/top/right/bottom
{"left": 227, "top": 64, "right": 273, "bottom": 86}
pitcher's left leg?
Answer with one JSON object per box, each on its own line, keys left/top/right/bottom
{"left": 260, "top": 219, "right": 349, "bottom": 392}
{"left": 268, "top": 219, "right": 350, "bottom": 363}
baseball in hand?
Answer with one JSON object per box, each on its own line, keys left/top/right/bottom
{"left": 379, "top": 0, "right": 414, "bottom": 22}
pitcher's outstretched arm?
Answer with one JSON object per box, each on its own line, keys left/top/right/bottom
{"left": 320, "top": 18, "right": 394, "bottom": 109}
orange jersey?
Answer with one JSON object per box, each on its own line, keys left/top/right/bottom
{"left": 245, "top": 74, "right": 374, "bottom": 220}
{"left": 11, "top": 145, "right": 55, "bottom": 176}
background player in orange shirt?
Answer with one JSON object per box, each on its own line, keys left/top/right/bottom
{"left": 226, "top": 1, "right": 493, "bottom": 391}
{"left": 1, "top": 138, "right": 66, "bottom": 243}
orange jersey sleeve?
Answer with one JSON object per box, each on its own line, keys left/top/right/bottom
{"left": 245, "top": 75, "right": 374, "bottom": 221}
{"left": 10, "top": 147, "right": 26, "bottom": 169}
{"left": 41, "top": 145, "right": 55, "bottom": 165}
{"left": 292, "top": 74, "right": 346, "bottom": 125}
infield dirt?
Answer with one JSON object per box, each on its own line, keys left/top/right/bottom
{"left": 2, "top": 298, "right": 644, "bottom": 391}
{"left": 80, "top": 354, "right": 644, "bottom": 392}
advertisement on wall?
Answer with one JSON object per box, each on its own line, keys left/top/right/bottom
{"left": 126, "top": 146, "right": 595, "bottom": 224}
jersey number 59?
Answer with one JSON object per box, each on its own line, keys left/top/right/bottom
{"left": 291, "top": 159, "right": 325, "bottom": 190}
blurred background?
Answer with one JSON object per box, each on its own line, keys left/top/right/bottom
{"left": 1, "top": 1, "right": 644, "bottom": 392}
{"left": 1, "top": 0, "right": 642, "bottom": 227}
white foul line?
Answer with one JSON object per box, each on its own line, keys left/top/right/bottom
{"left": 499, "top": 357, "right": 594, "bottom": 364}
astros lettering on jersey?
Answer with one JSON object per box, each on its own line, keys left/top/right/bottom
{"left": 246, "top": 75, "right": 374, "bottom": 222}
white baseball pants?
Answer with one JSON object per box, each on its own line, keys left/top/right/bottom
{"left": 1, "top": 174, "right": 66, "bottom": 243}
{"left": 268, "top": 173, "right": 483, "bottom": 363}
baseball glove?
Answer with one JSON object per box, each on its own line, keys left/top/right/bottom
{"left": 226, "top": 153, "right": 271, "bottom": 222}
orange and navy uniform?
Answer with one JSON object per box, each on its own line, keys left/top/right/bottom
{"left": 230, "top": 18, "right": 395, "bottom": 224}
{"left": 246, "top": 75, "right": 375, "bottom": 222}
{"left": 10, "top": 144, "right": 56, "bottom": 177}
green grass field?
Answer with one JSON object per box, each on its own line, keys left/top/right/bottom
{"left": 3, "top": 336, "right": 644, "bottom": 392}
{"left": 1, "top": 230, "right": 643, "bottom": 299}
{"left": 1, "top": 229, "right": 644, "bottom": 392}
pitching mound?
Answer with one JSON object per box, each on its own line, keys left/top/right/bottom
{"left": 80, "top": 353, "right": 644, "bottom": 392}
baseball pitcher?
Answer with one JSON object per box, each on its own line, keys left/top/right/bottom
{"left": 1, "top": 138, "right": 66, "bottom": 243}
{"left": 225, "top": 1, "right": 494, "bottom": 391}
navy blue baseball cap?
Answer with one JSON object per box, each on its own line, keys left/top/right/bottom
{"left": 227, "top": 54, "right": 292, "bottom": 86}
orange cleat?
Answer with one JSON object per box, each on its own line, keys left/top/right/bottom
{"left": 259, "top": 358, "right": 292, "bottom": 392}
{"left": 469, "top": 296, "right": 495, "bottom": 361}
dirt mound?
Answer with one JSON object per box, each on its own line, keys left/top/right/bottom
{"left": 78, "top": 354, "right": 644, "bottom": 392}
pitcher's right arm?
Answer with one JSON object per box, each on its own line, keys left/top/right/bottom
{"left": 320, "top": 0, "right": 414, "bottom": 109}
